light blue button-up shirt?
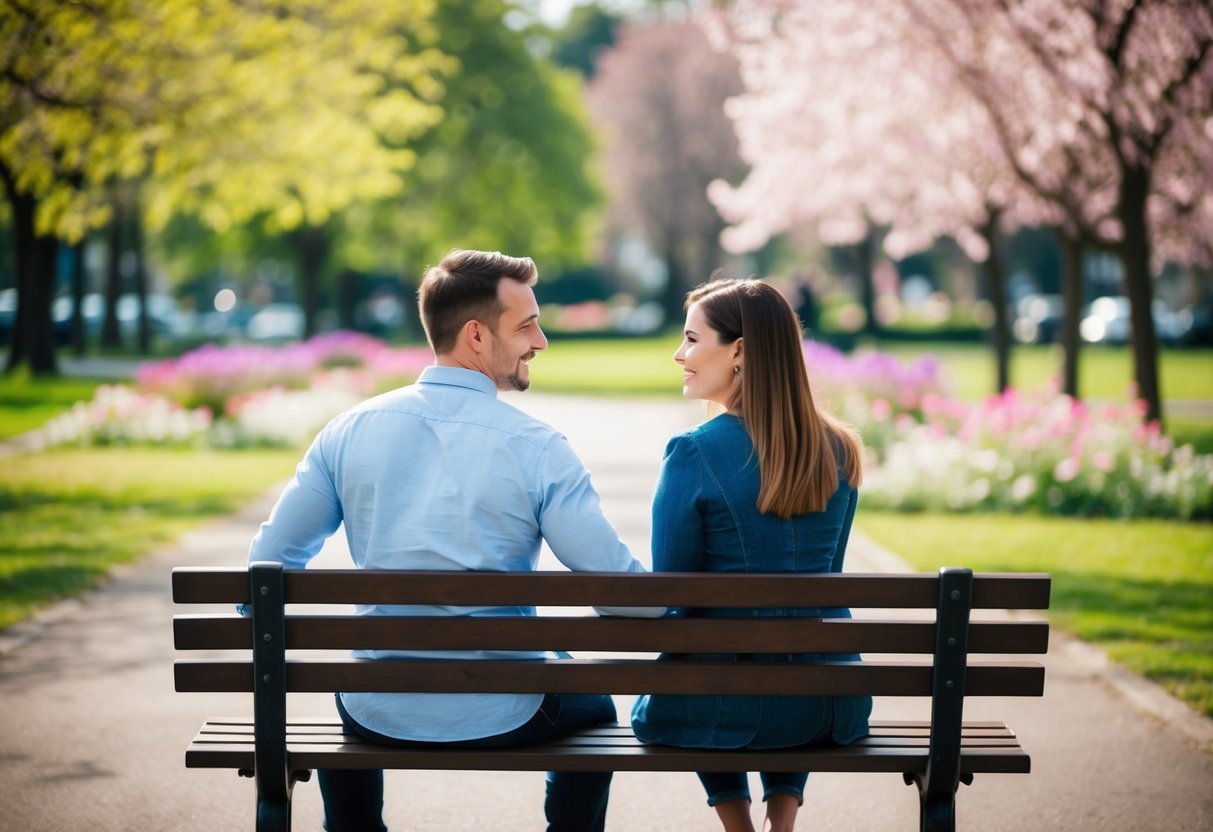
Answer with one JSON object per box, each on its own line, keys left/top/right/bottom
{"left": 248, "top": 365, "right": 648, "bottom": 741}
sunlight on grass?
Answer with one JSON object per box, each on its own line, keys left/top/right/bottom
{"left": 0, "top": 446, "right": 301, "bottom": 629}
{"left": 878, "top": 342, "right": 1213, "bottom": 402}
{"left": 530, "top": 334, "right": 683, "bottom": 397}
{"left": 856, "top": 510, "right": 1213, "bottom": 717}
{"left": 0, "top": 372, "right": 112, "bottom": 440}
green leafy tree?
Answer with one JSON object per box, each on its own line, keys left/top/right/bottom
{"left": 1, "top": 0, "right": 445, "bottom": 370}
{"left": 337, "top": 0, "right": 604, "bottom": 287}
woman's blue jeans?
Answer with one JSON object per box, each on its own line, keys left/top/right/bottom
{"left": 696, "top": 770, "right": 809, "bottom": 807}
{"left": 317, "top": 692, "right": 617, "bottom": 832}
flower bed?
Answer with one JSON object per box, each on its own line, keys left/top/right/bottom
{"left": 25, "top": 337, "right": 1213, "bottom": 520}
{"left": 36, "top": 333, "right": 431, "bottom": 450}
{"left": 804, "top": 344, "right": 1212, "bottom": 521}
{"left": 861, "top": 389, "right": 1212, "bottom": 520}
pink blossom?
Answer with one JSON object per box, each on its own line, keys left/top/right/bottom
{"left": 1053, "top": 457, "right": 1081, "bottom": 483}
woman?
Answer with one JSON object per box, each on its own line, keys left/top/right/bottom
{"left": 631, "top": 278, "right": 871, "bottom": 832}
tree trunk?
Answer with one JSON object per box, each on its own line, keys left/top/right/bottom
{"left": 855, "top": 231, "right": 881, "bottom": 338}
{"left": 130, "top": 191, "right": 151, "bottom": 355}
{"left": 1118, "top": 164, "right": 1162, "bottom": 426}
{"left": 287, "top": 223, "right": 332, "bottom": 339}
{"left": 102, "top": 194, "right": 124, "bottom": 348}
{"left": 661, "top": 242, "right": 687, "bottom": 329}
{"left": 979, "top": 215, "right": 1011, "bottom": 393}
{"left": 68, "top": 239, "right": 87, "bottom": 356}
{"left": 1057, "top": 230, "right": 1083, "bottom": 399}
{"left": 2, "top": 166, "right": 60, "bottom": 376}
{"left": 337, "top": 269, "right": 359, "bottom": 331}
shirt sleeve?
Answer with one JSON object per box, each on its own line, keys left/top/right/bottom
{"left": 536, "top": 434, "right": 664, "bottom": 618}
{"left": 247, "top": 430, "right": 344, "bottom": 570}
{"left": 536, "top": 434, "right": 646, "bottom": 574}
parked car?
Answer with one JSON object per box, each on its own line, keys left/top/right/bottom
{"left": 51, "top": 292, "right": 191, "bottom": 342}
{"left": 1079, "top": 296, "right": 1193, "bottom": 345}
{"left": 1012, "top": 294, "right": 1063, "bottom": 344}
{"left": 245, "top": 303, "right": 306, "bottom": 342}
{"left": 0, "top": 288, "right": 14, "bottom": 344}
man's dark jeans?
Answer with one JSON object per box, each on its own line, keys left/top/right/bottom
{"left": 318, "top": 692, "right": 617, "bottom": 832}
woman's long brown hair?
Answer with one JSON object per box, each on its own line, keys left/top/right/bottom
{"left": 686, "top": 278, "right": 863, "bottom": 518}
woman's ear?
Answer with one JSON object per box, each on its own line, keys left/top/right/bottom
{"left": 732, "top": 337, "right": 744, "bottom": 365}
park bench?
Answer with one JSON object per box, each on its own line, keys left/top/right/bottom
{"left": 173, "top": 564, "right": 1050, "bottom": 832}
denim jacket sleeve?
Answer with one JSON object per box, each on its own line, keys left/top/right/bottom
{"left": 651, "top": 433, "right": 707, "bottom": 617}
{"left": 830, "top": 487, "right": 858, "bottom": 573}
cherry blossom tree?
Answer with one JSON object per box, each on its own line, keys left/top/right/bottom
{"left": 707, "top": 0, "right": 1213, "bottom": 423}
{"left": 900, "top": 0, "right": 1213, "bottom": 424}
{"left": 586, "top": 19, "right": 746, "bottom": 323}
{"left": 704, "top": 1, "right": 1054, "bottom": 391}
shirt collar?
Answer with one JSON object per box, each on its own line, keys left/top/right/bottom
{"left": 417, "top": 364, "right": 498, "bottom": 397}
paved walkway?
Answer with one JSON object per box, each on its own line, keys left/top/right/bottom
{"left": 1, "top": 392, "right": 1211, "bottom": 831}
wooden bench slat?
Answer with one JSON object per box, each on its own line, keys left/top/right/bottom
{"left": 174, "top": 614, "right": 1050, "bottom": 655}
{"left": 172, "top": 568, "right": 1051, "bottom": 610}
{"left": 184, "top": 719, "right": 1030, "bottom": 775}
{"left": 190, "top": 718, "right": 1016, "bottom": 737}
{"left": 175, "top": 658, "right": 1046, "bottom": 697}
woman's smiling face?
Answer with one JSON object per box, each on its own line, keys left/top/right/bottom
{"left": 674, "top": 302, "right": 741, "bottom": 408}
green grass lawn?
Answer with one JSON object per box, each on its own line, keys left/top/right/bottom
{"left": 877, "top": 341, "right": 1213, "bottom": 402}
{"left": 856, "top": 510, "right": 1213, "bottom": 718}
{"left": 0, "top": 446, "right": 301, "bottom": 629}
{"left": 531, "top": 334, "right": 685, "bottom": 397}
{"left": 0, "top": 372, "right": 113, "bottom": 440}
{"left": 536, "top": 336, "right": 1213, "bottom": 403}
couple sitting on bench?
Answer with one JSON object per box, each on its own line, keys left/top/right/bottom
{"left": 247, "top": 249, "right": 871, "bottom": 832}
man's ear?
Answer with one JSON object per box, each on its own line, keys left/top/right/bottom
{"left": 463, "top": 319, "right": 489, "bottom": 354}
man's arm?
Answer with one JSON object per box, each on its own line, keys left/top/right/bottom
{"left": 537, "top": 435, "right": 664, "bottom": 617}
{"left": 237, "top": 436, "right": 343, "bottom": 616}
{"left": 250, "top": 435, "right": 343, "bottom": 567}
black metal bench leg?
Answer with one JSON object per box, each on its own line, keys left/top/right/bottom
{"left": 918, "top": 791, "right": 956, "bottom": 832}
{"left": 905, "top": 771, "right": 973, "bottom": 832}
{"left": 256, "top": 794, "right": 292, "bottom": 832}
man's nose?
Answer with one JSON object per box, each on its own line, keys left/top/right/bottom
{"left": 533, "top": 325, "right": 549, "bottom": 351}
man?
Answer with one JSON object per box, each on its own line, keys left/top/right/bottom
{"left": 247, "top": 249, "right": 650, "bottom": 832}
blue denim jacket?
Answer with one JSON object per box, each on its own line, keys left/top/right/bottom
{"left": 630, "top": 413, "right": 872, "bottom": 749}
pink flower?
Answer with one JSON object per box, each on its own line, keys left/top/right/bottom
{"left": 870, "top": 398, "right": 892, "bottom": 420}
{"left": 1092, "top": 451, "right": 1115, "bottom": 472}
{"left": 1053, "top": 457, "right": 1081, "bottom": 483}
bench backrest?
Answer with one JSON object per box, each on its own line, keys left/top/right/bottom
{"left": 174, "top": 564, "right": 1049, "bottom": 805}
{"left": 174, "top": 565, "right": 1050, "bottom": 699}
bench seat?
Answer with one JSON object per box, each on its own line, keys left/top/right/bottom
{"left": 186, "top": 718, "right": 1030, "bottom": 775}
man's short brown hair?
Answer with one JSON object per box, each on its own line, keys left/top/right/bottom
{"left": 417, "top": 249, "right": 538, "bottom": 354}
